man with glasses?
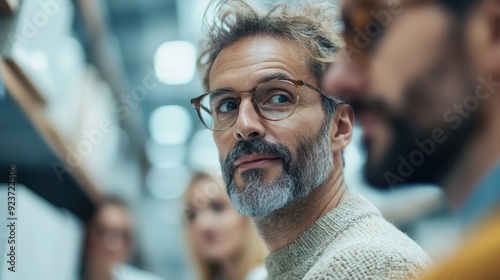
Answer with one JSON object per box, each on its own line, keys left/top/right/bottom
{"left": 340, "top": 0, "right": 500, "bottom": 278}
{"left": 190, "top": 1, "right": 431, "bottom": 279}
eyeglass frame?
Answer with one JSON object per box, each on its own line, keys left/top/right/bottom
{"left": 190, "top": 77, "right": 335, "bottom": 131}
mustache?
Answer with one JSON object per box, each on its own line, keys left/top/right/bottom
{"left": 348, "top": 98, "right": 391, "bottom": 116}
{"left": 349, "top": 97, "right": 410, "bottom": 131}
{"left": 221, "top": 139, "right": 292, "bottom": 179}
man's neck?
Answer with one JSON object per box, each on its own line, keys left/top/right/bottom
{"left": 254, "top": 168, "right": 350, "bottom": 253}
{"left": 443, "top": 97, "right": 500, "bottom": 211}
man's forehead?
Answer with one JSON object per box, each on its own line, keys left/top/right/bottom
{"left": 373, "top": 4, "right": 451, "bottom": 71}
{"left": 208, "top": 35, "right": 310, "bottom": 90}
{"left": 382, "top": 4, "right": 449, "bottom": 50}
{"left": 367, "top": 4, "right": 453, "bottom": 105}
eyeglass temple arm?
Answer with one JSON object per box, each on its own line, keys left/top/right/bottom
{"left": 303, "top": 82, "right": 345, "bottom": 104}
{"left": 200, "top": 104, "right": 211, "bottom": 114}
{"left": 191, "top": 98, "right": 211, "bottom": 113}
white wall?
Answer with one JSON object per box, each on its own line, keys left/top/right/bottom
{"left": 0, "top": 184, "right": 84, "bottom": 280}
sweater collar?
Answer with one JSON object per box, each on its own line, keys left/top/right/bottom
{"left": 265, "top": 195, "right": 381, "bottom": 276}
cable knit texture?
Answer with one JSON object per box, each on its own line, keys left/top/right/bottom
{"left": 265, "top": 196, "right": 433, "bottom": 280}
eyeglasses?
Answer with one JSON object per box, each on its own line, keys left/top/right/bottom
{"left": 191, "top": 77, "right": 332, "bottom": 131}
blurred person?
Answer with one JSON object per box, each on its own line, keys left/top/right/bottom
{"left": 341, "top": 0, "right": 500, "bottom": 214}
{"left": 184, "top": 172, "right": 267, "bottom": 280}
{"left": 83, "top": 196, "right": 162, "bottom": 280}
{"left": 190, "top": 0, "right": 432, "bottom": 279}
{"left": 322, "top": 52, "right": 444, "bottom": 225}
{"left": 340, "top": 0, "right": 500, "bottom": 278}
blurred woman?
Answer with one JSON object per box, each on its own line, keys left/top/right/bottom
{"left": 184, "top": 172, "right": 267, "bottom": 280}
{"left": 83, "top": 196, "right": 163, "bottom": 280}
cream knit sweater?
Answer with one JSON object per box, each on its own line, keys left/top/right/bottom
{"left": 265, "top": 196, "right": 433, "bottom": 280}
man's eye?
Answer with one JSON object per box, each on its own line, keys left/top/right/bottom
{"left": 218, "top": 101, "right": 238, "bottom": 113}
{"left": 269, "top": 94, "right": 291, "bottom": 104}
{"left": 185, "top": 211, "right": 196, "bottom": 222}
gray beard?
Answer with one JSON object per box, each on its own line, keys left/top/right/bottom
{"left": 224, "top": 122, "right": 333, "bottom": 218}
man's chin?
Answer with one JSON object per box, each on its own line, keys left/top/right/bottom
{"left": 227, "top": 172, "right": 296, "bottom": 218}
{"left": 237, "top": 167, "right": 281, "bottom": 185}
{"left": 363, "top": 151, "right": 444, "bottom": 189}
{"left": 362, "top": 127, "right": 440, "bottom": 189}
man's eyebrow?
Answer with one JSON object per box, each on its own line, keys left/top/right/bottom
{"left": 255, "top": 73, "right": 293, "bottom": 85}
{"left": 209, "top": 90, "right": 232, "bottom": 101}
{"left": 211, "top": 72, "right": 294, "bottom": 92}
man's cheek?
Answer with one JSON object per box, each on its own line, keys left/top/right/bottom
{"left": 215, "top": 133, "right": 235, "bottom": 155}
{"left": 213, "top": 140, "right": 228, "bottom": 162}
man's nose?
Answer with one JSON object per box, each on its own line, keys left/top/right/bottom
{"left": 322, "top": 59, "right": 369, "bottom": 100}
{"left": 232, "top": 98, "right": 266, "bottom": 141}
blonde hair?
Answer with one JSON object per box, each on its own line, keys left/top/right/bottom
{"left": 184, "top": 172, "right": 267, "bottom": 280}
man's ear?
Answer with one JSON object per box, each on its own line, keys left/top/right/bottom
{"left": 330, "top": 104, "right": 354, "bottom": 153}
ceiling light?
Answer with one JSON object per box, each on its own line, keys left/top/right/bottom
{"left": 148, "top": 105, "right": 192, "bottom": 145}
{"left": 154, "top": 41, "right": 196, "bottom": 85}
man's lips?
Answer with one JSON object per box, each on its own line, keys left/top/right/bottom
{"left": 234, "top": 154, "right": 281, "bottom": 170}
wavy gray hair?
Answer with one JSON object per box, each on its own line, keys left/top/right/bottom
{"left": 197, "top": 0, "right": 342, "bottom": 117}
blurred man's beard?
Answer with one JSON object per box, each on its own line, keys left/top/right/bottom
{"left": 362, "top": 95, "right": 480, "bottom": 189}
{"left": 221, "top": 121, "right": 333, "bottom": 218}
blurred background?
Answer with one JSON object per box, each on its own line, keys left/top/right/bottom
{"left": 0, "top": 0, "right": 455, "bottom": 279}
